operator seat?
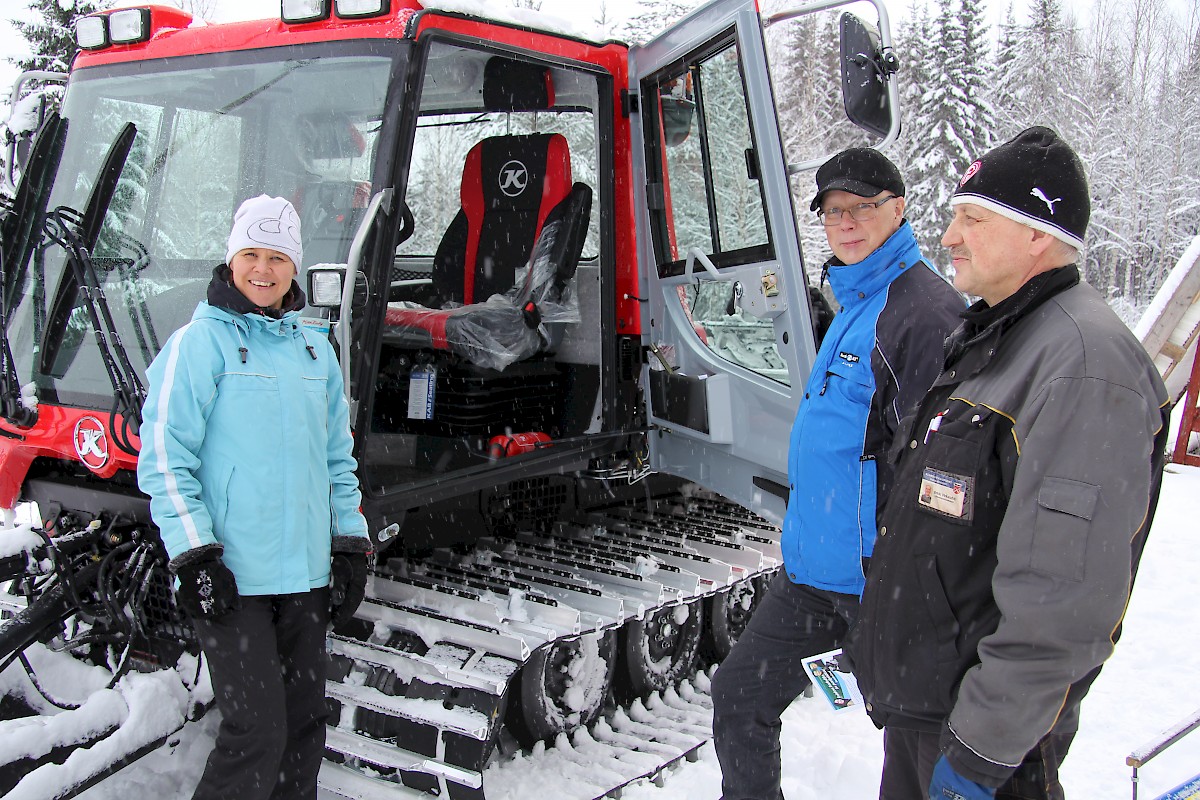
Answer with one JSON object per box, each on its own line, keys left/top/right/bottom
{"left": 431, "top": 131, "right": 573, "bottom": 307}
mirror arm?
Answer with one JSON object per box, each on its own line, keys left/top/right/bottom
{"left": 768, "top": 0, "right": 902, "bottom": 173}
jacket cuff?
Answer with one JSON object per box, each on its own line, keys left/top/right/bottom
{"left": 331, "top": 534, "right": 373, "bottom": 555}
{"left": 940, "top": 721, "right": 1019, "bottom": 788}
{"left": 168, "top": 542, "right": 224, "bottom": 574}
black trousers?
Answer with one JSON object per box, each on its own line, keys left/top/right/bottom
{"left": 711, "top": 572, "right": 861, "bottom": 800}
{"left": 880, "top": 726, "right": 1075, "bottom": 800}
{"left": 190, "top": 588, "right": 330, "bottom": 800}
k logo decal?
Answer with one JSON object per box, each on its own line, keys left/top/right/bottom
{"left": 73, "top": 416, "right": 110, "bottom": 471}
{"left": 498, "top": 160, "right": 529, "bottom": 197}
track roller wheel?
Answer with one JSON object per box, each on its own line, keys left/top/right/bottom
{"left": 701, "top": 575, "right": 764, "bottom": 663}
{"left": 615, "top": 599, "right": 703, "bottom": 702}
{"left": 508, "top": 629, "right": 616, "bottom": 746}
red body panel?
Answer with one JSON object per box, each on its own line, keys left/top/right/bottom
{"left": 0, "top": 407, "right": 140, "bottom": 506}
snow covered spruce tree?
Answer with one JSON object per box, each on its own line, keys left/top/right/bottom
{"left": 903, "top": 0, "right": 992, "bottom": 272}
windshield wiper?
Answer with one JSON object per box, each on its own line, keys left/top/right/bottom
{"left": 40, "top": 122, "right": 138, "bottom": 377}
{"left": 0, "top": 111, "right": 67, "bottom": 429}
{"left": 42, "top": 123, "right": 146, "bottom": 455}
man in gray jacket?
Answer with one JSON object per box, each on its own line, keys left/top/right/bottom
{"left": 846, "top": 127, "right": 1171, "bottom": 800}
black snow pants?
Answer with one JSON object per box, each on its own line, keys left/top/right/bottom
{"left": 190, "top": 588, "right": 330, "bottom": 800}
{"left": 711, "top": 571, "right": 860, "bottom": 800}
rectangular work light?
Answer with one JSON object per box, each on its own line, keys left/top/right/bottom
{"left": 282, "top": 0, "right": 332, "bottom": 23}
{"left": 335, "top": 0, "right": 390, "bottom": 18}
{"left": 308, "top": 268, "right": 345, "bottom": 308}
{"left": 109, "top": 9, "right": 152, "bottom": 44}
{"left": 75, "top": 16, "right": 109, "bottom": 50}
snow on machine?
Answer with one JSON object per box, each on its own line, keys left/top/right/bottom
{"left": 0, "top": 1, "right": 899, "bottom": 796}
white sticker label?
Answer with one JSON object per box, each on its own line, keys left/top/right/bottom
{"left": 407, "top": 366, "right": 436, "bottom": 420}
{"left": 298, "top": 316, "right": 332, "bottom": 335}
{"left": 918, "top": 467, "right": 970, "bottom": 519}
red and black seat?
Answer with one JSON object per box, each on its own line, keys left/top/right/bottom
{"left": 431, "top": 132, "right": 573, "bottom": 307}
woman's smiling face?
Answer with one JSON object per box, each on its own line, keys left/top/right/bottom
{"left": 229, "top": 247, "right": 295, "bottom": 309}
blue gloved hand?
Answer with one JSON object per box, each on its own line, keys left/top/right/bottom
{"left": 928, "top": 754, "right": 997, "bottom": 800}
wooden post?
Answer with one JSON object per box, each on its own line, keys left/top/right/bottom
{"left": 1173, "top": 345, "right": 1200, "bottom": 466}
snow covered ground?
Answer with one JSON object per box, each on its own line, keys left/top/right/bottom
{"left": 12, "top": 464, "right": 1186, "bottom": 800}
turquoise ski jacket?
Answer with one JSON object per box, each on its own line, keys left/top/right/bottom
{"left": 138, "top": 301, "right": 369, "bottom": 595}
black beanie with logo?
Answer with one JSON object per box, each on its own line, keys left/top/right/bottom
{"left": 951, "top": 126, "right": 1090, "bottom": 249}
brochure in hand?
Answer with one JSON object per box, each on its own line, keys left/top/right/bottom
{"left": 801, "top": 648, "right": 863, "bottom": 713}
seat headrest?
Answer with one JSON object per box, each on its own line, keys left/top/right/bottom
{"left": 465, "top": 133, "right": 571, "bottom": 214}
{"left": 483, "top": 57, "right": 555, "bottom": 112}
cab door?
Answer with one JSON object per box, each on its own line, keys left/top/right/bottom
{"left": 629, "top": 0, "right": 828, "bottom": 525}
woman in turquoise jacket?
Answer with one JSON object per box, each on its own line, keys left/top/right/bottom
{"left": 137, "top": 195, "right": 371, "bottom": 800}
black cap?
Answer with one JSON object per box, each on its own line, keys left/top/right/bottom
{"left": 951, "top": 126, "right": 1090, "bottom": 249}
{"left": 810, "top": 148, "right": 905, "bottom": 211}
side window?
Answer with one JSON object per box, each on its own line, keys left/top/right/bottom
{"left": 645, "top": 36, "right": 772, "bottom": 276}
{"left": 643, "top": 35, "right": 786, "bottom": 386}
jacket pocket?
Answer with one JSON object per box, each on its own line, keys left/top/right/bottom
{"left": 916, "top": 432, "right": 980, "bottom": 526}
{"left": 1031, "top": 476, "right": 1098, "bottom": 582}
{"left": 825, "top": 359, "right": 872, "bottom": 407}
{"left": 915, "top": 553, "right": 961, "bottom": 664}
{"left": 212, "top": 461, "right": 235, "bottom": 540}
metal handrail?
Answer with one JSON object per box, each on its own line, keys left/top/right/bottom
{"left": 337, "top": 187, "right": 393, "bottom": 415}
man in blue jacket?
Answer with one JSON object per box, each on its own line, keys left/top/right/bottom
{"left": 711, "top": 149, "right": 964, "bottom": 800}
{"left": 138, "top": 195, "right": 372, "bottom": 800}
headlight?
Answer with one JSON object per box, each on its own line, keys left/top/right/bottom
{"left": 308, "top": 269, "right": 345, "bottom": 307}
{"left": 282, "top": 0, "right": 332, "bottom": 23}
{"left": 75, "top": 16, "right": 109, "bottom": 50}
{"left": 109, "top": 9, "right": 151, "bottom": 44}
{"left": 335, "top": 0, "right": 390, "bottom": 18}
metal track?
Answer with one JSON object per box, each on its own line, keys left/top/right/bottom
{"left": 319, "top": 493, "right": 779, "bottom": 799}
{"left": 319, "top": 671, "right": 717, "bottom": 800}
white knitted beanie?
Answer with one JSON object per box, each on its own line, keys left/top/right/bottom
{"left": 225, "top": 195, "right": 303, "bottom": 270}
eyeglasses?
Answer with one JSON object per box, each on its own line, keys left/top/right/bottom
{"left": 817, "top": 195, "right": 899, "bottom": 226}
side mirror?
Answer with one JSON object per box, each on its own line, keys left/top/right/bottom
{"left": 839, "top": 12, "right": 897, "bottom": 139}
{"left": 661, "top": 97, "right": 696, "bottom": 147}
{"left": 4, "top": 71, "right": 68, "bottom": 194}
{"left": 659, "top": 73, "right": 696, "bottom": 147}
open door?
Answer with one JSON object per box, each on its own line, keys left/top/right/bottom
{"left": 629, "top": 0, "right": 892, "bottom": 525}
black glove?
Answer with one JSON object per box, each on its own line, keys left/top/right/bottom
{"left": 808, "top": 286, "right": 836, "bottom": 347}
{"left": 329, "top": 535, "right": 372, "bottom": 628}
{"left": 169, "top": 544, "right": 240, "bottom": 620}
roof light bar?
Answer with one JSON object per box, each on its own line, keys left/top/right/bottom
{"left": 109, "top": 8, "right": 151, "bottom": 44}
{"left": 335, "top": 0, "right": 390, "bottom": 18}
{"left": 282, "top": 0, "right": 332, "bottom": 23}
{"left": 75, "top": 15, "right": 109, "bottom": 50}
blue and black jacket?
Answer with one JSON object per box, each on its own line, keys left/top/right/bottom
{"left": 781, "top": 221, "right": 964, "bottom": 595}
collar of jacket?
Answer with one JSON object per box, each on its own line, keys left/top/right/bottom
{"left": 941, "top": 264, "right": 1081, "bottom": 381}
{"left": 192, "top": 300, "right": 302, "bottom": 338}
{"left": 823, "top": 221, "right": 923, "bottom": 307}
{"left": 207, "top": 263, "right": 307, "bottom": 319}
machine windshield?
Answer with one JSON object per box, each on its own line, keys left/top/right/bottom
{"left": 5, "top": 42, "right": 403, "bottom": 411}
